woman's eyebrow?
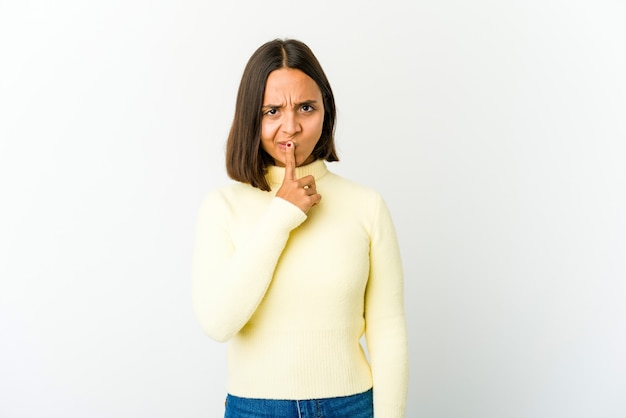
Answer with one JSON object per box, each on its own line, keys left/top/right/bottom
{"left": 262, "top": 99, "right": 319, "bottom": 109}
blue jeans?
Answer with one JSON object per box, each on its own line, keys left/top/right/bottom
{"left": 224, "top": 388, "right": 373, "bottom": 418}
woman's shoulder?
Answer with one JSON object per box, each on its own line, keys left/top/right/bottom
{"left": 324, "top": 170, "right": 385, "bottom": 203}
{"left": 198, "top": 181, "right": 265, "bottom": 210}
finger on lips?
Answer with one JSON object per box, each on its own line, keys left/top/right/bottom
{"left": 277, "top": 141, "right": 321, "bottom": 212}
{"left": 284, "top": 141, "right": 296, "bottom": 181}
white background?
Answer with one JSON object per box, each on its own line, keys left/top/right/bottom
{"left": 1, "top": 1, "right": 625, "bottom": 417}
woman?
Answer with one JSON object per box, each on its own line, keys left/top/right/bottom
{"left": 192, "top": 38, "right": 408, "bottom": 418}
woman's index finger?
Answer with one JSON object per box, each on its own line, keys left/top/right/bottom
{"left": 284, "top": 141, "right": 296, "bottom": 181}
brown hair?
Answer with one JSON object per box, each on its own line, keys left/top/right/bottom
{"left": 225, "top": 38, "right": 338, "bottom": 191}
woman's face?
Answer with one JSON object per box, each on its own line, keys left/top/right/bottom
{"left": 260, "top": 68, "right": 324, "bottom": 167}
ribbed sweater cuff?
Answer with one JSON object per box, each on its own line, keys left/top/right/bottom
{"left": 374, "top": 402, "right": 406, "bottom": 418}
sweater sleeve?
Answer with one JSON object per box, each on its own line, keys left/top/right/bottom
{"left": 191, "top": 192, "right": 307, "bottom": 342}
{"left": 364, "top": 195, "right": 409, "bottom": 418}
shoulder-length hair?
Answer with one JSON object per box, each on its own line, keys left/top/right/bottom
{"left": 225, "top": 38, "right": 338, "bottom": 191}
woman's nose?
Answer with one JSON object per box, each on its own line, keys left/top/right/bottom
{"left": 281, "top": 111, "right": 301, "bottom": 135}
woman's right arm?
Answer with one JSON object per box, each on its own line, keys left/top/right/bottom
{"left": 191, "top": 191, "right": 306, "bottom": 342}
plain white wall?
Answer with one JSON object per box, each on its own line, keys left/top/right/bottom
{"left": 1, "top": 0, "right": 625, "bottom": 417}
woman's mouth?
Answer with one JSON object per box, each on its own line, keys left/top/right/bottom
{"left": 277, "top": 141, "right": 294, "bottom": 151}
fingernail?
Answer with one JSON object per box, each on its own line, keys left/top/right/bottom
{"left": 287, "top": 142, "right": 292, "bottom": 147}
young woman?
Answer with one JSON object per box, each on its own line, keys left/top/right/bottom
{"left": 192, "top": 38, "right": 408, "bottom": 418}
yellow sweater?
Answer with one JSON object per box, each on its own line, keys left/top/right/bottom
{"left": 192, "top": 160, "right": 408, "bottom": 417}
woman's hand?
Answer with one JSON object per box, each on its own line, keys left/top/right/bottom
{"left": 275, "top": 142, "right": 321, "bottom": 213}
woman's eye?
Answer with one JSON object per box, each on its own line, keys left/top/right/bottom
{"left": 301, "top": 105, "right": 313, "bottom": 112}
{"left": 265, "top": 108, "right": 277, "bottom": 116}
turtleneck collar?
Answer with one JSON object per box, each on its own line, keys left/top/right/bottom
{"left": 266, "top": 159, "right": 329, "bottom": 187}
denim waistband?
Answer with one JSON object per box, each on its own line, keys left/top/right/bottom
{"left": 224, "top": 387, "right": 373, "bottom": 418}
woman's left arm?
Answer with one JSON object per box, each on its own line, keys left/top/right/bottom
{"left": 364, "top": 194, "right": 409, "bottom": 418}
